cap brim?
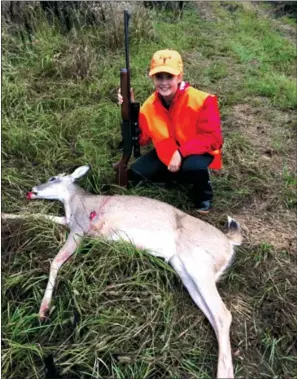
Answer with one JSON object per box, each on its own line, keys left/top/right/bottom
{"left": 149, "top": 66, "right": 181, "bottom": 77}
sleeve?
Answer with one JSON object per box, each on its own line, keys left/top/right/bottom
{"left": 179, "top": 95, "right": 223, "bottom": 157}
{"left": 154, "top": 138, "right": 179, "bottom": 166}
{"left": 138, "top": 111, "right": 152, "bottom": 146}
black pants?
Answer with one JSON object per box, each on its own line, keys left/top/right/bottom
{"left": 129, "top": 149, "right": 213, "bottom": 207}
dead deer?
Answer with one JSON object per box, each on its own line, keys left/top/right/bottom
{"left": 2, "top": 165, "right": 242, "bottom": 378}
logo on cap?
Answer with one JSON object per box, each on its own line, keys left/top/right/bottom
{"left": 160, "top": 55, "right": 172, "bottom": 65}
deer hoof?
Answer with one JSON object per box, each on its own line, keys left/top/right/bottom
{"left": 39, "top": 303, "right": 50, "bottom": 321}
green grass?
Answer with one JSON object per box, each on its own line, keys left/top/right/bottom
{"left": 2, "top": 2, "right": 297, "bottom": 378}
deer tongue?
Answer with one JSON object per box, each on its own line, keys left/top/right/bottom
{"left": 26, "top": 192, "right": 34, "bottom": 200}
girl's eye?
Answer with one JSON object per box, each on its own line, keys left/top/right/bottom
{"left": 155, "top": 73, "right": 174, "bottom": 80}
{"left": 49, "top": 177, "right": 56, "bottom": 182}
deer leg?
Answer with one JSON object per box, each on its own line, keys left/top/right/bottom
{"left": 170, "top": 254, "right": 234, "bottom": 379}
{"left": 38, "top": 215, "right": 67, "bottom": 225}
{"left": 39, "top": 231, "right": 82, "bottom": 320}
{"left": 1, "top": 213, "right": 67, "bottom": 226}
{"left": 169, "top": 254, "right": 216, "bottom": 330}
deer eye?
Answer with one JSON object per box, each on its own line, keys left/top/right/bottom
{"left": 49, "top": 177, "right": 56, "bottom": 182}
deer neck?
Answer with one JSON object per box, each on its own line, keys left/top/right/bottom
{"left": 61, "top": 184, "right": 89, "bottom": 225}
{"left": 63, "top": 200, "right": 72, "bottom": 225}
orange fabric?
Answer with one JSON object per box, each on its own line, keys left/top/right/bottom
{"left": 209, "top": 149, "right": 223, "bottom": 170}
{"left": 139, "top": 85, "right": 223, "bottom": 170}
{"left": 149, "top": 49, "right": 183, "bottom": 77}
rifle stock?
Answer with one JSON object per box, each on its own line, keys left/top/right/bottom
{"left": 114, "top": 10, "right": 141, "bottom": 187}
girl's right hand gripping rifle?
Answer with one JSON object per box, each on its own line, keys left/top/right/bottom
{"left": 113, "top": 10, "right": 141, "bottom": 187}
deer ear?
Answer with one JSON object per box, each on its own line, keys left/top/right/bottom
{"left": 71, "top": 165, "right": 90, "bottom": 181}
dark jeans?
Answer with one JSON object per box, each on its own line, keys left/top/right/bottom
{"left": 129, "top": 149, "right": 213, "bottom": 207}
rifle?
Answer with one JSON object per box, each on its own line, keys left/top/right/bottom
{"left": 113, "top": 9, "right": 141, "bottom": 187}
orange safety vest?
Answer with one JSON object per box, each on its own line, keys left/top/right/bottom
{"left": 139, "top": 85, "right": 223, "bottom": 170}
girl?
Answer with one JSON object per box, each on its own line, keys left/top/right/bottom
{"left": 118, "top": 49, "right": 223, "bottom": 213}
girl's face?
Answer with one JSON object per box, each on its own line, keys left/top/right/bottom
{"left": 153, "top": 72, "right": 182, "bottom": 102}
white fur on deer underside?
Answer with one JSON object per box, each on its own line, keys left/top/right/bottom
{"left": 106, "top": 227, "right": 177, "bottom": 262}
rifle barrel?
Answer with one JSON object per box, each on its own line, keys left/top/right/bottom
{"left": 124, "top": 10, "right": 130, "bottom": 72}
{"left": 120, "top": 69, "right": 130, "bottom": 120}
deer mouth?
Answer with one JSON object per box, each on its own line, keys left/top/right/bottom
{"left": 26, "top": 191, "right": 38, "bottom": 200}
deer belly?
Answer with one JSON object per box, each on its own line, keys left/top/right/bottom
{"left": 108, "top": 227, "right": 176, "bottom": 262}
{"left": 90, "top": 214, "right": 177, "bottom": 261}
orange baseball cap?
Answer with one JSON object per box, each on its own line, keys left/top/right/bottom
{"left": 149, "top": 49, "right": 183, "bottom": 77}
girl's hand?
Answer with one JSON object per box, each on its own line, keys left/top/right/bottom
{"left": 168, "top": 150, "right": 182, "bottom": 172}
{"left": 117, "top": 87, "right": 135, "bottom": 104}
